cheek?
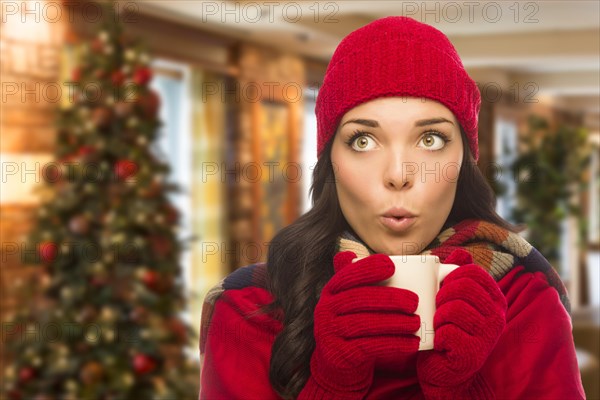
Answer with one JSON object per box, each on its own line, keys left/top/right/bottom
{"left": 332, "top": 156, "right": 378, "bottom": 216}
{"left": 419, "top": 162, "right": 460, "bottom": 209}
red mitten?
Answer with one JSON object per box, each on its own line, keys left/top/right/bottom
{"left": 298, "top": 251, "right": 421, "bottom": 399}
{"left": 417, "top": 249, "right": 507, "bottom": 399}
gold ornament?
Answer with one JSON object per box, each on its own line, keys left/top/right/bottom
{"left": 100, "top": 306, "right": 117, "bottom": 322}
{"left": 80, "top": 360, "right": 104, "bottom": 384}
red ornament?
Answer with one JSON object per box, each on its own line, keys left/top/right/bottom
{"left": 91, "top": 38, "right": 104, "bottom": 53}
{"left": 129, "top": 306, "right": 148, "bottom": 323}
{"left": 168, "top": 317, "right": 187, "bottom": 343}
{"left": 7, "top": 389, "right": 22, "bottom": 400}
{"left": 133, "top": 67, "right": 152, "bottom": 86}
{"left": 114, "top": 101, "right": 134, "bottom": 118}
{"left": 132, "top": 353, "right": 157, "bottom": 375}
{"left": 139, "top": 179, "right": 161, "bottom": 198}
{"left": 90, "top": 275, "right": 108, "bottom": 287}
{"left": 149, "top": 235, "right": 173, "bottom": 259}
{"left": 18, "top": 366, "right": 36, "bottom": 383}
{"left": 94, "top": 69, "right": 106, "bottom": 79}
{"left": 38, "top": 241, "right": 58, "bottom": 264}
{"left": 164, "top": 204, "right": 179, "bottom": 224}
{"left": 92, "top": 107, "right": 113, "bottom": 128}
{"left": 78, "top": 146, "right": 96, "bottom": 157}
{"left": 137, "top": 89, "right": 160, "bottom": 118}
{"left": 114, "top": 159, "right": 138, "bottom": 180}
{"left": 111, "top": 70, "right": 126, "bottom": 86}
{"left": 141, "top": 270, "right": 160, "bottom": 290}
{"left": 72, "top": 68, "right": 82, "bottom": 82}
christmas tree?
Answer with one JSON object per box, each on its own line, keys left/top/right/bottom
{"left": 2, "top": 3, "right": 198, "bottom": 399}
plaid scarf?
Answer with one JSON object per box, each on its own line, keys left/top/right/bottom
{"left": 337, "top": 218, "right": 571, "bottom": 315}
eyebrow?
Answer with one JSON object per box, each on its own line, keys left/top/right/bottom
{"left": 341, "top": 117, "right": 454, "bottom": 128}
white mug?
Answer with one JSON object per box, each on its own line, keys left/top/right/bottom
{"left": 355, "top": 254, "right": 459, "bottom": 351}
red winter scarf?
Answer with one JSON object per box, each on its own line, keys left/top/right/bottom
{"left": 336, "top": 218, "right": 571, "bottom": 315}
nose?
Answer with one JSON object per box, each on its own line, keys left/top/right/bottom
{"left": 383, "top": 150, "right": 415, "bottom": 190}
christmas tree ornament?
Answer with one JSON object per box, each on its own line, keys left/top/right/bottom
{"left": 78, "top": 106, "right": 91, "bottom": 117}
{"left": 92, "top": 38, "right": 104, "bottom": 53}
{"left": 126, "top": 116, "right": 139, "bottom": 128}
{"left": 167, "top": 318, "right": 187, "bottom": 343}
{"left": 114, "top": 159, "right": 138, "bottom": 180}
{"left": 154, "top": 214, "right": 164, "bottom": 225}
{"left": 114, "top": 100, "right": 133, "bottom": 117}
{"left": 77, "top": 305, "right": 98, "bottom": 323}
{"left": 94, "top": 139, "right": 107, "bottom": 151}
{"left": 64, "top": 379, "right": 78, "bottom": 392}
{"left": 69, "top": 215, "right": 89, "bottom": 235}
{"left": 111, "top": 70, "right": 126, "bottom": 86}
{"left": 94, "top": 69, "right": 106, "bottom": 79}
{"left": 60, "top": 287, "right": 73, "bottom": 301}
{"left": 84, "top": 183, "right": 96, "bottom": 194}
{"left": 103, "top": 328, "right": 116, "bottom": 343}
{"left": 84, "top": 120, "right": 95, "bottom": 132}
{"left": 140, "top": 270, "right": 160, "bottom": 290}
{"left": 129, "top": 305, "right": 148, "bottom": 324}
{"left": 139, "top": 328, "right": 152, "bottom": 339}
{"left": 38, "top": 241, "right": 58, "bottom": 264}
{"left": 132, "top": 353, "right": 157, "bottom": 375}
{"left": 100, "top": 306, "right": 117, "bottom": 322}
{"left": 164, "top": 204, "right": 179, "bottom": 224}
{"left": 139, "top": 53, "right": 150, "bottom": 64}
{"left": 90, "top": 273, "right": 108, "bottom": 288}
{"left": 18, "top": 366, "right": 36, "bottom": 383}
{"left": 103, "top": 354, "right": 116, "bottom": 366}
{"left": 124, "top": 49, "right": 137, "bottom": 62}
{"left": 72, "top": 68, "right": 82, "bottom": 82}
{"left": 92, "top": 106, "right": 113, "bottom": 128}
{"left": 77, "top": 145, "right": 97, "bottom": 161}
{"left": 80, "top": 361, "right": 104, "bottom": 384}
{"left": 40, "top": 271, "right": 51, "bottom": 288}
{"left": 133, "top": 67, "right": 152, "bottom": 86}
{"left": 99, "top": 31, "right": 109, "bottom": 43}
{"left": 121, "top": 372, "right": 134, "bottom": 387}
{"left": 76, "top": 342, "right": 90, "bottom": 353}
{"left": 149, "top": 235, "right": 172, "bottom": 259}
{"left": 135, "top": 213, "right": 146, "bottom": 224}
{"left": 6, "top": 389, "right": 21, "bottom": 400}
{"left": 137, "top": 89, "right": 160, "bottom": 118}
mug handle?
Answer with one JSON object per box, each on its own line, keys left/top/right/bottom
{"left": 437, "top": 263, "right": 460, "bottom": 288}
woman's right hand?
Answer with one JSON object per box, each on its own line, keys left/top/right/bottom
{"left": 303, "top": 250, "right": 421, "bottom": 397}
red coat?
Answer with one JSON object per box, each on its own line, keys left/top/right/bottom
{"left": 199, "top": 265, "right": 585, "bottom": 399}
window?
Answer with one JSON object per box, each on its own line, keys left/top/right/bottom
{"left": 301, "top": 87, "right": 318, "bottom": 214}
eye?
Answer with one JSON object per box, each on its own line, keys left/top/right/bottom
{"left": 345, "top": 130, "right": 376, "bottom": 152}
{"left": 418, "top": 131, "right": 450, "bottom": 151}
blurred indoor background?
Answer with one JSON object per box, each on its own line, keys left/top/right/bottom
{"left": 1, "top": 0, "right": 599, "bottom": 398}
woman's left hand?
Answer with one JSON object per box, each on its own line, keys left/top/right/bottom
{"left": 416, "top": 249, "right": 507, "bottom": 399}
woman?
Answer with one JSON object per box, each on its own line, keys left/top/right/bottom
{"left": 199, "top": 16, "right": 585, "bottom": 399}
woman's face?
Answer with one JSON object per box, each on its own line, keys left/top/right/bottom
{"left": 331, "top": 97, "right": 464, "bottom": 255}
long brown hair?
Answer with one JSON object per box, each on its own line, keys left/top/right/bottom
{"left": 263, "top": 126, "right": 523, "bottom": 398}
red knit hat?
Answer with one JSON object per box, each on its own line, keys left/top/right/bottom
{"left": 316, "top": 16, "right": 481, "bottom": 161}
